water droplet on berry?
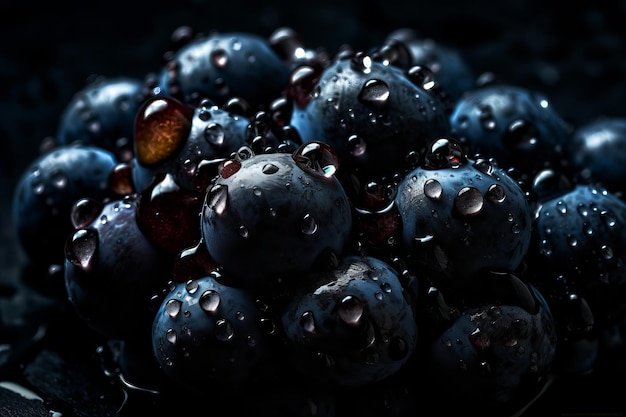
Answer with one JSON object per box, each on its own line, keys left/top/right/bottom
{"left": 503, "top": 119, "right": 539, "bottom": 151}
{"left": 424, "top": 178, "right": 443, "bottom": 200}
{"left": 71, "top": 198, "right": 103, "bottom": 228}
{"left": 347, "top": 134, "right": 367, "bottom": 156}
{"left": 207, "top": 184, "right": 228, "bottom": 215}
{"left": 293, "top": 141, "right": 339, "bottom": 178}
{"left": 211, "top": 48, "right": 229, "bottom": 67}
{"left": 65, "top": 228, "right": 98, "bottom": 272}
{"left": 358, "top": 79, "right": 390, "bottom": 109}
{"left": 166, "top": 328, "right": 177, "bottom": 344}
{"left": 204, "top": 123, "right": 225, "bottom": 146}
{"left": 454, "top": 186, "right": 484, "bottom": 216}
{"left": 219, "top": 159, "right": 241, "bottom": 178}
{"left": 262, "top": 163, "right": 279, "bottom": 174}
{"left": 300, "top": 311, "right": 316, "bottom": 333}
{"left": 338, "top": 295, "right": 363, "bottom": 325}
{"left": 214, "top": 318, "right": 234, "bottom": 341}
{"left": 300, "top": 213, "right": 318, "bottom": 235}
{"left": 239, "top": 225, "right": 249, "bottom": 238}
{"left": 185, "top": 280, "right": 199, "bottom": 294}
{"left": 165, "top": 299, "right": 183, "bottom": 318}
{"left": 486, "top": 183, "right": 506, "bottom": 203}
{"left": 424, "top": 138, "right": 467, "bottom": 169}
{"left": 200, "top": 290, "right": 221, "bottom": 313}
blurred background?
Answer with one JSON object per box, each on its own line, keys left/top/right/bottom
{"left": 1, "top": 0, "right": 626, "bottom": 414}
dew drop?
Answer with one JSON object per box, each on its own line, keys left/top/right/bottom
{"left": 293, "top": 141, "right": 339, "bottom": 178}
{"left": 486, "top": 183, "right": 506, "bottom": 203}
{"left": 207, "top": 184, "right": 228, "bottom": 215}
{"left": 338, "top": 295, "right": 363, "bottom": 325}
{"left": 262, "top": 163, "right": 279, "bottom": 174}
{"left": 454, "top": 186, "right": 484, "bottom": 216}
{"left": 71, "top": 198, "right": 103, "bottom": 228}
{"left": 239, "top": 225, "right": 249, "bottom": 238}
{"left": 423, "top": 178, "right": 443, "bottom": 200}
{"left": 65, "top": 228, "right": 98, "bottom": 272}
{"left": 218, "top": 159, "right": 241, "bottom": 178}
{"left": 166, "top": 328, "right": 177, "bottom": 344}
{"left": 300, "top": 213, "right": 318, "bottom": 235}
{"left": 347, "top": 134, "right": 367, "bottom": 156}
{"left": 165, "top": 299, "right": 183, "bottom": 318}
{"left": 204, "top": 123, "right": 225, "bottom": 146}
{"left": 358, "top": 79, "right": 390, "bottom": 109}
{"left": 424, "top": 138, "right": 467, "bottom": 169}
{"left": 200, "top": 289, "right": 221, "bottom": 313}
{"left": 214, "top": 318, "right": 234, "bottom": 341}
{"left": 300, "top": 311, "right": 316, "bottom": 333}
{"left": 211, "top": 48, "right": 229, "bottom": 68}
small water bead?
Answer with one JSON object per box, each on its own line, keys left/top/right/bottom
{"left": 478, "top": 104, "right": 496, "bottom": 130}
{"left": 293, "top": 141, "right": 339, "bottom": 178}
{"left": 454, "top": 186, "right": 484, "bottom": 216}
{"left": 166, "top": 328, "right": 177, "bottom": 344}
{"left": 556, "top": 200, "right": 567, "bottom": 214}
{"left": 358, "top": 79, "right": 391, "bottom": 109}
{"left": 199, "top": 289, "right": 221, "bottom": 313}
{"left": 473, "top": 158, "right": 494, "bottom": 176}
{"left": 423, "top": 178, "right": 443, "bottom": 200}
{"left": 300, "top": 311, "right": 316, "bottom": 333}
{"left": 165, "top": 298, "right": 183, "bottom": 318}
{"left": 239, "top": 225, "right": 249, "bottom": 238}
{"left": 601, "top": 210, "right": 617, "bottom": 228}
{"left": 486, "top": 183, "right": 506, "bottom": 203}
{"left": 262, "top": 163, "right": 279, "bottom": 174}
{"left": 50, "top": 170, "right": 68, "bottom": 189}
{"left": 567, "top": 235, "right": 578, "bottom": 248}
{"left": 210, "top": 48, "right": 229, "bottom": 68}
{"left": 406, "top": 65, "right": 436, "bottom": 91}
{"left": 338, "top": 295, "right": 364, "bottom": 325}
{"left": 300, "top": 213, "right": 318, "bottom": 235}
{"left": 71, "top": 198, "right": 103, "bottom": 228}
{"left": 207, "top": 184, "right": 228, "bottom": 215}
{"left": 380, "top": 282, "right": 392, "bottom": 293}
{"left": 347, "top": 134, "right": 367, "bottom": 156}
{"left": 601, "top": 245, "right": 614, "bottom": 260}
{"left": 214, "top": 318, "right": 234, "bottom": 341}
{"left": 424, "top": 137, "right": 467, "bottom": 169}
{"left": 204, "top": 123, "right": 225, "bottom": 146}
{"left": 65, "top": 228, "right": 99, "bottom": 272}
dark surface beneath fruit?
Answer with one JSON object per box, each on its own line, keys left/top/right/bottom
{"left": 1, "top": 0, "right": 626, "bottom": 416}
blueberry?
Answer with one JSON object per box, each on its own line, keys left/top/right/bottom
{"left": 12, "top": 145, "right": 118, "bottom": 268}
{"left": 279, "top": 254, "right": 418, "bottom": 387}
{"left": 394, "top": 138, "right": 532, "bottom": 288}
{"left": 200, "top": 142, "right": 353, "bottom": 289}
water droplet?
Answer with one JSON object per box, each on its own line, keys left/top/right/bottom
{"left": 423, "top": 178, "right": 443, "bottom": 200}
{"left": 185, "top": 280, "right": 199, "bottom": 294}
{"left": 486, "top": 183, "right": 506, "bottom": 203}
{"left": 358, "top": 79, "right": 390, "bottom": 109}
{"left": 300, "top": 311, "right": 316, "bottom": 333}
{"left": 380, "top": 282, "right": 392, "bottom": 293}
{"left": 165, "top": 299, "right": 183, "bottom": 318}
{"left": 454, "top": 186, "right": 484, "bottom": 216}
{"left": 601, "top": 245, "right": 614, "bottom": 260}
{"left": 503, "top": 119, "right": 539, "bottom": 151}
{"left": 65, "top": 228, "right": 98, "bottom": 272}
{"left": 214, "top": 319, "right": 234, "bottom": 342}
{"left": 204, "top": 123, "right": 225, "bottom": 146}
{"left": 71, "top": 198, "right": 103, "bottom": 228}
{"left": 207, "top": 184, "right": 228, "bottom": 215}
{"left": 239, "top": 225, "right": 249, "bottom": 238}
{"left": 338, "top": 295, "right": 363, "bottom": 325}
{"left": 424, "top": 138, "right": 467, "bottom": 169}
{"left": 300, "top": 213, "right": 318, "bottom": 235}
{"left": 211, "top": 48, "right": 229, "bottom": 68}
{"left": 200, "top": 290, "right": 221, "bottom": 313}
{"left": 262, "top": 163, "right": 279, "bottom": 174}
{"left": 50, "top": 171, "right": 67, "bottom": 189}
{"left": 166, "top": 328, "right": 177, "bottom": 344}
{"left": 347, "top": 134, "right": 367, "bottom": 156}
{"left": 293, "top": 141, "right": 339, "bottom": 178}
{"left": 556, "top": 200, "right": 567, "bottom": 214}
{"left": 218, "top": 159, "right": 241, "bottom": 178}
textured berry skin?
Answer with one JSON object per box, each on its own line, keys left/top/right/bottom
{"left": 279, "top": 254, "right": 418, "bottom": 387}
{"left": 425, "top": 279, "right": 557, "bottom": 415}
{"left": 201, "top": 144, "right": 353, "bottom": 289}
{"left": 64, "top": 195, "right": 172, "bottom": 340}
{"left": 527, "top": 184, "right": 626, "bottom": 329}
{"left": 12, "top": 145, "right": 117, "bottom": 266}
{"left": 394, "top": 141, "right": 532, "bottom": 287}
{"left": 157, "top": 31, "right": 290, "bottom": 108}
{"left": 289, "top": 54, "right": 451, "bottom": 186}
{"left": 568, "top": 117, "right": 626, "bottom": 195}
{"left": 151, "top": 273, "right": 271, "bottom": 392}
{"left": 449, "top": 84, "right": 573, "bottom": 175}
{"left": 55, "top": 76, "right": 147, "bottom": 161}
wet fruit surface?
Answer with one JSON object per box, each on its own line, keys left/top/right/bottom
{"left": 2, "top": 1, "right": 626, "bottom": 416}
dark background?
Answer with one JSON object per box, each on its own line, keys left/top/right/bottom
{"left": 1, "top": 0, "right": 626, "bottom": 415}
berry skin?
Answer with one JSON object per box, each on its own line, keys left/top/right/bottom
{"left": 156, "top": 31, "right": 290, "bottom": 109}
{"left": 394, "top": 138, "right": 532, "bottom": 288}
{"left": 200, "top": 142, "right": 353, "bottom": 290}
{"left": 526, "top": 184, "right": 626, "bottom": 331}
{"left": 449, "top": 84, "right": 573, "bottom": 176}
{"left": 12, "top": 145, "right": 118, "bottom": 267}
{"left": 64, "top": 195, "right": 172, "bottom": 340}
{"left": 151, "top": 273, "right": 272, "bottom": 393}
{"left": 424, "top": 276, "right": 557, "bottom": 415}
{"left": 568, "top": 116, "right": 626, "bottom": 196}
{"left": 55, "top": 76, "right": 147, "bottom": 162}
{"left": 289, "top": 52, "right": 451, "bottom": 188}
{"left": 279, "top": 254, "right": 418, "bottom": 387}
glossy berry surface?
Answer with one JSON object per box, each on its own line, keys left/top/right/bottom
{"left": 394, "top": 138, "right": 532, "bottom": 287}
{"left": 280, "top": 254, "right": 418, "bottom": 387}
{"left": 201, "top": 142, "right": 352, "bottom": 289}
